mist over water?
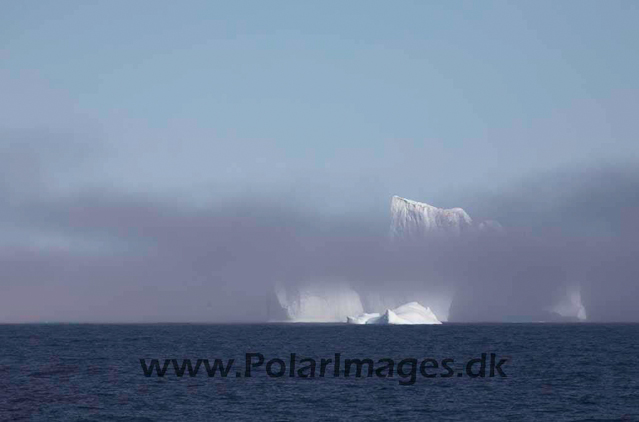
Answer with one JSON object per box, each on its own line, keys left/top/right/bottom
{"left": 3, "top": 0, "right": 639, "bottom": 324}
{"left": 1, "top": 139, "right": 637, "bottom": 323}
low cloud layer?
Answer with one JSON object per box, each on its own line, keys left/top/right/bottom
{"left": 1, "top": 138, "right": 638, "bottom": 322}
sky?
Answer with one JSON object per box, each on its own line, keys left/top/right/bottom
{"left": 1, "top": 1, "right": 638, "bottom": 322}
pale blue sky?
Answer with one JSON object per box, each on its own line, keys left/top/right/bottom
{"left": 2, "top": 1, "right": 638, "bottom": 214}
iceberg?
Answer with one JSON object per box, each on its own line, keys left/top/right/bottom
{"left": 360, "top": 290, "right": 452, "bottom": 322}
{"left": 347, "top": 302, "right": 442, "bottom": 325}
{"left": 390, "top": 196, "right": 473, "bottom": 239}
{"left": 390, "top": 195, "right": 503, "bottom": 238}
{"left": 271, "top": 197, "right": 475, "bottom": 324}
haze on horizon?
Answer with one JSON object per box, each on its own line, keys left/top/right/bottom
{"left": 1, "top": 1, "right": 638, "bottom": 322}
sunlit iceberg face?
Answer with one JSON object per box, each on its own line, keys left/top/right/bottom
{"left": 273, "top": 280, "right": 364, "bottom": 323}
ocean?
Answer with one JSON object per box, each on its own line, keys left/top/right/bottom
{"left": 2, "top": 323, "right": 638, "bottom": 421}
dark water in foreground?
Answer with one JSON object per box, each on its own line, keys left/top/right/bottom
{"left": 1, "top": 324, "right": 638, "bottom": 421}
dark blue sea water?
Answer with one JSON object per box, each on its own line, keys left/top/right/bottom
{"left": 1, "top": 324, "right": 638, "bottom": 421}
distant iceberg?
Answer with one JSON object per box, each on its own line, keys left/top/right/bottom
{"left": 347, "top": 302, "right": 442, "bottom": 325}
{"left": 390, "top": 195, "right": 503, "bottom": 239}
{"left": 550, "top": 284, "right": 587, "bottom": 321}
{"left": 390, "top": 196, "right": 473, "bottom": 239}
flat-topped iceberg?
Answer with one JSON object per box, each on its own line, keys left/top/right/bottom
{"left": 347, "top": 302, "right": 442, "bottom": 325}
{"left": 390, "top": 196, "right": 473, "bottom": 238}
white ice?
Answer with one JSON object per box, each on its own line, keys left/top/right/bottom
{"left": 347, "top": 302, "right": 442, "bottom": 325}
